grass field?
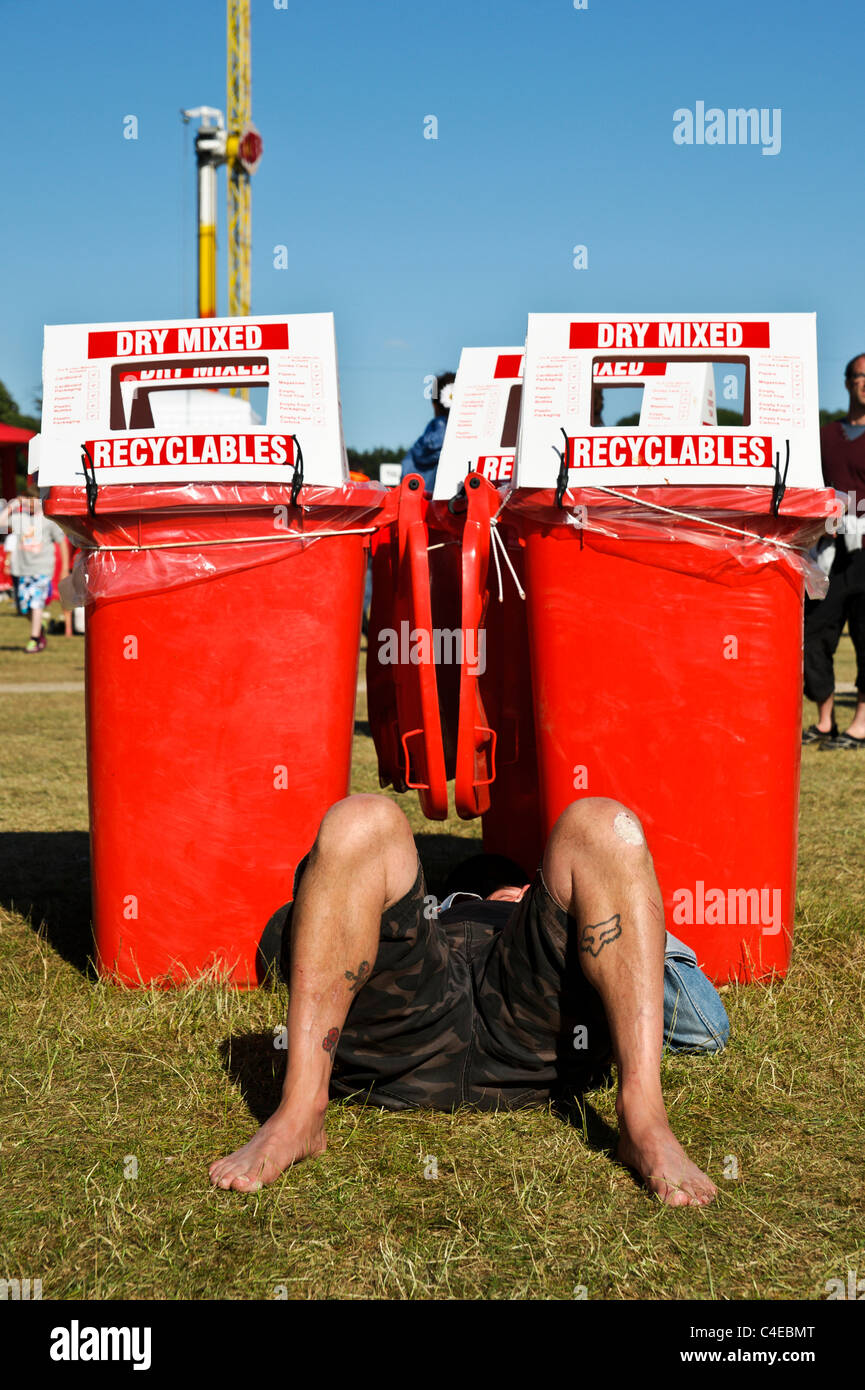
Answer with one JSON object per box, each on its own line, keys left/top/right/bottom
{"left": 0, "top": 598, "right": 863, "bottom": 1301}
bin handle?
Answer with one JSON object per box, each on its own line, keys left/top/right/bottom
{"left": 400, "top": 728, "right": 431, "bottom": 790}
{"left": 81, "top": 445, "right": 98, "bottom": 517}
{"left": 455, "top": 506, "right": 495, "bottom": 818}
{"left": 471, "top": 725, "right": 497, "bottom": 788}
{"left": 404, "top": 504, "right": 449, "bottom": 817}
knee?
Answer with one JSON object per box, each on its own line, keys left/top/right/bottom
{"left": 314, "top": 794, "right": 410, "bottom": 862}
{"left": 550, "top": 797, "right": 647, "bottom": 857}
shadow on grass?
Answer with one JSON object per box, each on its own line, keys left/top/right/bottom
{"left": 0, "top": 830, "right": 94, "bottom": 976}
{"left": 552, "top": 1091, "right": 617, "bottom": 1154}
{"left": 555, "top": 1094, "right": 646, "bottom": 1194}
{"left": 0, "top": 827, "right": 497, "bottom": 985}
{"left": 217, "top": 1027, "right": 624, "bottom": 1175}
{"left": 219, "top": 1031, "right": 285, "bottom": 1125}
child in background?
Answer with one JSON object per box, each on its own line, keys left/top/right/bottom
{"left": 0, "top": 532, "right": 15, "bottom": 603}
{"left": 0, "top": 488, "right": 70, "bottom": 652}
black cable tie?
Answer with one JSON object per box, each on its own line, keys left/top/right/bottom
{"left": 448, "top": 481, "right": 467, "bottom": 516}
{"left": 290, "top": 434, "right": 304, "bottom": 506}
{"left": 771, "top": 439, "right": 790, "bottom": 517}
{"left": 555, "top": 427, "right": 571, "bottom": 509}
{"left": 81, "top": 445, "right": 98, "bottom": 518}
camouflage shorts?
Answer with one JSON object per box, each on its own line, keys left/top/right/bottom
{"left": 280, "top": 859, "right": 612, "bottom": 1113}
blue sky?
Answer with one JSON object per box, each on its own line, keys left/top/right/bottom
{"left": 0, "top": 0, "right": 860, "bottom": 448}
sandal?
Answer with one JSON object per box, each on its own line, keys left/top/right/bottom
{"left": 821, "top": 729, "right": 865, "bottom": 750}
{"left": 802, "top": 723, "right": 836, "bottom": 745}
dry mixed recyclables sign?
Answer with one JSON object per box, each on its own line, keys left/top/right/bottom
{"left": 31, "top": 312, "right": 348, "bottom": 487}
{"left": 515, "top": 312, "right": 822, "bottom": 489}
{"left": 434, "top": 347, "right": 524, "bottom": 500}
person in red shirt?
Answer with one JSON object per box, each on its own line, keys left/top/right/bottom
{"left": 803, "top": 355, "right": 865, "bottom": 749}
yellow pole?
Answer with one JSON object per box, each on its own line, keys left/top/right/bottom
{"left": 198, "top": 157, "right": 218, "bottom": 319}
{"left": 227, "top": 0, "right": 252, "bottom": 319}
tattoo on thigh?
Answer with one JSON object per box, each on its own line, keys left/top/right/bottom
{"left": 344, "top": 960, "right": 371, "bottom": 993}
{"left": 322, "top": 1027, "right": 340, "bottom": 1053}
{"left": 579, "top": 913, "right": 622, "bottom": 957}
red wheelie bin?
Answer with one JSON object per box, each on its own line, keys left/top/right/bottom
{"left": 499, "top": 310, "right": 838, "bottom": 981}
{"left": 507, "top": 483, "right": 836, "bottom": 982}
{"left": 45, "top": 479, "right": 384, "bottom": 986}
{"left": 36, "top": 310, "right": 387, "bottom": 986}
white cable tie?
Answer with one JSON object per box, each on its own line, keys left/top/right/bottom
{"left": 585, "top": 487, "right": 810, "bottom": 556}
{"left": 490, "top": 518, "right": 504, "bottom": 602}
{"left": 85, "top": 525, "right": 378, "bottom": 553}
{"left": 490, "top": 517, "right": 526, "bottom": 600}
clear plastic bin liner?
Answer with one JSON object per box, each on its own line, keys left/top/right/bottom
{"left": 502, "top": 484, "right": 837, "bottom": 599}
{"left": 49, "top": 481, "right": 387, "bottom": 606}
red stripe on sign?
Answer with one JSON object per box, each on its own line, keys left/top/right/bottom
{"left": 569, "top": 322, "right": 771, "bottom": 350}
{"left": 494, "top": 354, "right": 523, "bottom": 379}
{"left": 476, "top": 455, "right": 515, "bottom": 481}
{"left": 565, "top": 434, "right": 773, "bottom": 468}
{"left": 117, "top": 364, "right": 269, "bottom": 382}
{"left": 593, "top": 361, "right": 667, "bottom": 378}
{"left": 88, "top": 324, "right": 290, "bottom": 358}
{"left": 85, "top": 434, "right": 295, "bottom": 468}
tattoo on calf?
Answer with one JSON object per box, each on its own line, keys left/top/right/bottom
{"left": 579, "top": 913, "right": 622, "bottom": 957}
{"left": 322, "top": 1027, "right": 340, "bottom": 1053}
{"left": 344, "top": 960, "right": 371, "bottom": 994}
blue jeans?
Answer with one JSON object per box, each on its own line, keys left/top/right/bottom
{"left": 663, "top": 932, "right": 729, "bottom": 1052}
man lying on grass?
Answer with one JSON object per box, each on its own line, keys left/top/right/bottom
{"left": 210, "top": 795, "right": 728, "bottom": 1206}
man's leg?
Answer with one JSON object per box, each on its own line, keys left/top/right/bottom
{"left": 209, "top": 795, "right": 419, "bottom": 1192}
{"left": 542, "top": 798, "right": 717, "bottom": 1206}
{"left": 840, "top": 575, "right": 865, "bottom": 739}
{"left": 803, "top": 563, "right": 847, "bottom": 733}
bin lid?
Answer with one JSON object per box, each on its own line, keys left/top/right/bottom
{"left": 516, "top": 312, "right": 823, "bottom": 491}
{"left": 433, "top": 347, "right": 523, "bottom": 500}
{"left": 31, "top": 312, "right": 349, "bottom": 491}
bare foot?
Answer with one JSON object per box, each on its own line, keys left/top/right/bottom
{"left": 208, "top": 1105, "right": 327, "bottom": 1192}
{"left": 616, "top": 1107, "right": 718, "bottom": 1207}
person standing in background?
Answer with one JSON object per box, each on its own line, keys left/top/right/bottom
{"left": 803, "top": 354, "right": 865, "bottom": 748}
{"left": 400, "top": 372, "right": 456, "bottom": 490}
{"left": 1, "top": 529, "right": 16, "bottom": 605}
{"left": 0, "top": 486, "right": 70, "bottom": 653}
